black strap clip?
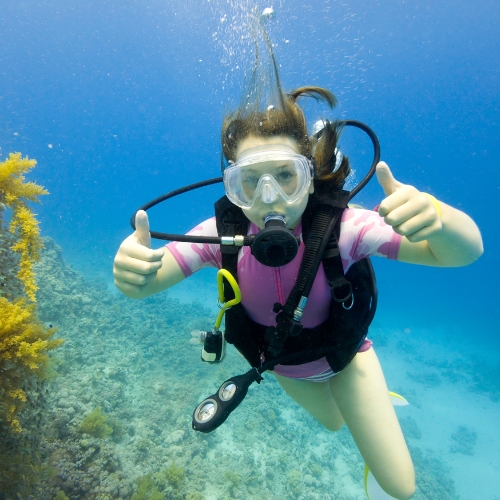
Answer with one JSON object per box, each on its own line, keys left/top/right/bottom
{"left": 330, "top": 278, "right": 353, "bottom": 304}
{"left": 265, "top": 311, "right": 304, "bottom": 356}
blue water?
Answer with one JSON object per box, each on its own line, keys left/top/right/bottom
{"left": 1, "top": 0, "right": 499, "bottom": 497}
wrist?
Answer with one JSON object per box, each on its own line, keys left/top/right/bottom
{"left": 422, "top": 193, "right": 442, "bottom": 220}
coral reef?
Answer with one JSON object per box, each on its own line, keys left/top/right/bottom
{"left": 130, "top": 464, "right": 186, "bottom": 500}
{"left": 159, "top": 462, "right": 186, "bottom": 489}
{"left": 79, "top": 406, "right": 113, "bottom": 439}
{"left": 0, "top": 153, "right": 64, "bottom": 498}
{"left": 0, "top": 296, "right": 63, "bottom": 432}
{"left": 410, "top": 446, "right": 457, "bottom": 499}
{"left": 54, "top": 491, "right": 70, "bottom": 500}
{"left": 450, "top": 425, "right": 477, "bottom": 456}
{"left": 399, "top": 415, "right": 422, "bottom": 440}
{"left": 131, "top": 472, "right": 164, "bottom": 500}
{"left": 0, "top": 152, "right": 61, "bottom": 434}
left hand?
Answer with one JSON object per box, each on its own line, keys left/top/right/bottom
{"left": 376, "top": 161, "right": 442, "bottom": 243}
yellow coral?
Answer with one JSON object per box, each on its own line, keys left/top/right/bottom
{"left": 0, "top": 152, "right": 48, "bottom": 301}
{"left": 10, "top": 206, "right": 44, "bottom": 301}
{"left": 0, "top": 153, "right": 45, "bottom": 203}
{"left": 8, "top": 389, "right": 28, "bottom": 402}
{"left": 0, "top": 297, "right": 63, "bottom": 432}
{"left": 0, "top": 297, "right": 62, "bottom": 371}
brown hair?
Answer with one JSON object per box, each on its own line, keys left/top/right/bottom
{"left": 221, "top": 16, "right": 350, "bottom": 189}
{"left": 221, "top": 85, "right": 351, "bottom": 189}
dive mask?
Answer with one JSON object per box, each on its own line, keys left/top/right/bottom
{"left": 223, "top": 146, "right": 313, "bottom": 210}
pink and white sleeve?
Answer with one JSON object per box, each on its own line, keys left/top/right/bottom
{"left": 166, "top": 217, "right": 222, "bottom": 277}
{"left": 339, "top": 209, "right": 402, "bottom": 272}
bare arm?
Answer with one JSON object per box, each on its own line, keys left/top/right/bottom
{"left": 113, "top": 211, "right": 186, "bottom": 299}
{"left": 376, "top": 162, "right": 483, "bottom": 268}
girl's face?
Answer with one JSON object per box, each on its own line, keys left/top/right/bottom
{"left": 234, "top": 136, "right": 314, "bottom": 229}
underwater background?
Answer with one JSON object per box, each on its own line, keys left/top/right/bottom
{"left": 0, "top": 0, "right": 499, "bottom": 498}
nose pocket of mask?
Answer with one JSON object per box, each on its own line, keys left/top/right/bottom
{"left": 260, "top": 179, "right": 279, "bottom": 204}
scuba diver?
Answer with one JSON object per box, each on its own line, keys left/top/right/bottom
{"left": 112, "top": 30, "right": 483, "bottom": 500}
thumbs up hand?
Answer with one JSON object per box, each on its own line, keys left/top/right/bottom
{"left": 134, "top": 209, "right": 152, "bottom": 249}
{"left": 113, "top": 210, "right": 166, "bottom": 297}
{"left": 376, "top": 162, "right": 442, "bottom": 243}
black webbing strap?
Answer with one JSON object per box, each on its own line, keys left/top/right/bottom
{"left": 264, "top": 200, "right": 347, "bottom": 356}
{"left": 215, "top": 197, "right": 266, "bottom": 368}
{"left": 304, "top": 188, "right": 353, "bottom": 305}
{"left": 215, "top": 197, "right": 248, "bottom": 301}
{"left": 322, "top": 220, "right": 353, "bottom": 304}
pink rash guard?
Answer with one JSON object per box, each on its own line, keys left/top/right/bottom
{"left": 167, "top": 208, "right": 402, "bottom": 379}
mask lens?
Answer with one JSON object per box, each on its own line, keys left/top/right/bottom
{"left": 273, "top": 161, "right": 301, "bottom": 196}
{"left": 224, "top": 153, "right": 311, "bottom": 209}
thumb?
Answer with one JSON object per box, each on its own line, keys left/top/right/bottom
{"left": 376, "top": 161, "right": 403, "bottom": 197}
{"left": 134, "top": 210, "right": 151, "bottom": 249}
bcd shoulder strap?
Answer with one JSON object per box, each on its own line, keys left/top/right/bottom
{"left": 214, "top": 196, "right": 266, "bottom": 367}
{"left": 215, "top": 196, "right": 247, "bottom": 280}
{"left": 301, "top": 187, "right": 378, "bottom": 371}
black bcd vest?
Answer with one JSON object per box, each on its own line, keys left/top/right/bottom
{"left": 214, "top": 192, "right": 378, "bottom": 374}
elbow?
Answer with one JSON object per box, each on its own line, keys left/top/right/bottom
{"left": 456, "top": 239, "right": 484, "bottom": 267}
{"left": 467, "top": 231, "right": 484, "bottom": 265}
{"left": 465, "top": 223, "right": 485, "bottom": 265}
{"left": 470, "top": 239, "right": 484, "bottom": 264}
{"left": 434, "top": 240, "right": 484, "bottom": 268}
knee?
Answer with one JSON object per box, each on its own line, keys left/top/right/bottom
{"left": 372, "top": 462, "right": 415, "bottom": 500}
{"left": 320, "top": 418, "right": 344, "bottom": 433}
{"left": 396, "top": 485, "right": 415, "bottom": 500}
{"left": 385, "top": 476, "right": 415, "bottom": 500}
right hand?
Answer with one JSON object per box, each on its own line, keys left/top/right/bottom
{"left": 113, "top": 210, "right": 166, "bottom": 298}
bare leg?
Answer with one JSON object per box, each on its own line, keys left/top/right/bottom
{"left": 273, "top": 372, "right": 344, "bottom": 431}
{"left": 329, "top": 348, "right": 415, "bottom": 499}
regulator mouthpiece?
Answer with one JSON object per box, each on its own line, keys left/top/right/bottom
{"left": 250, "top": 213, "right": 299, "bottom": 267}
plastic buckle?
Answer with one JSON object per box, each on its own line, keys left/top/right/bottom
{"left": 331, "top": 279, "right": 352, "bottom": 304}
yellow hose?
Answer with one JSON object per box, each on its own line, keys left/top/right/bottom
{"left": 214, "top": 269, "right": 241, "bottom": 330}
